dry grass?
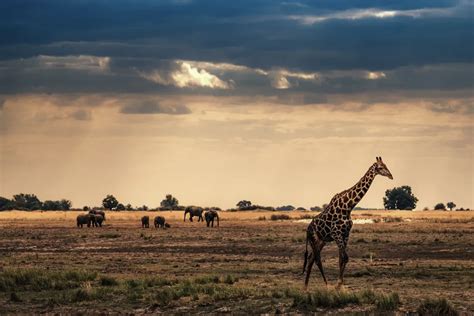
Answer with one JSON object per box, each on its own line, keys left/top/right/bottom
{"left": 0, "top": 210, "right": 472, "bottom": 314}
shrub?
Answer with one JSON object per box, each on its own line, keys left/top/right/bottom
{"left": 270, "top": 214, "right": 291, "bottom": 221}
{"left": 434, "top": 203, "right": 446, "bottom": 211}
{"left": 417, "top": 298, "right": 458, "bottom": 316}
{"left": 100, "top": 276, "right": 119, "bottom": 286}
{"left": 0, "top": 269, "right": 97, "bottom": 292}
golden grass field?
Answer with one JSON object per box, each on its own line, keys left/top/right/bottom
{"left": 0, "top": 209, "right": 472, "bottom": 314}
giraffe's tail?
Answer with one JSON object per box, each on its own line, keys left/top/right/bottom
{"left": 302, "top": 232, "right": 309, "bottom": 275}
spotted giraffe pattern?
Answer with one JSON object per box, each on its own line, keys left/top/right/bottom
{"left": 303, "top": 157, "right": 393, "bottom": 288}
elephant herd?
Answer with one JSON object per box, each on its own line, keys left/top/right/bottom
{"left": 141, "top": 215, "right": 170, "bottom": 229}
{"left": 184, "top": 206, "right": 219, "bottom": 227}
{"left": 76, "top": 210, "right": 106, "bottom": 228}
{"left": 76, "top": 207, "right": 219, "bottom": 228}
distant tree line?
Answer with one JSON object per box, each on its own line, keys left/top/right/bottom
{"left": 0, "top": 190, "right": 470, "bottom": 212}
{"left": 0, "top": 194, "right": 71, "bottom": 211}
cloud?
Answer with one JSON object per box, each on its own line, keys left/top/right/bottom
{"left": 366, "top": 71, "right": 386, "bottom": 80}
{"left": 288, "top": 6, "right": 455, "bottom": 25}
{"left": 140, "top": 61, "right": 233, "bottom": 89}
{"left": 37, "top": 55, "right": 110, "bottom": 72}
{"left": 120, "top": 101, "right": 191, "bottom": 115}
{"left": 69, "top": 109, "right": 92, "bottom": 121}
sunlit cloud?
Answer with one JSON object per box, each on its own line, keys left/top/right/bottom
{"left": 172, "top": 61, "right": 232, "bottom": 89}
{"left": 140, "top": 60, "right": 233, "bottom": 89}
{"left": 366, "top": 71, "right": 386, "bottom": 80}
{"left": 288, "top": 7, "right": 454, "bottom": 25}
{"left": 272, "top": 75, "right": 291, "bottom": 89}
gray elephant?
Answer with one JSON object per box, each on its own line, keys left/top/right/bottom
{"left": 77, "top": 214, "right": 94, "bottom": 228}
{"left": 89, "top": 210, "right": 106, "bottom": 221}
{"left": 184, "top": 206, "right": 204, "bottom": 222}
{"left": 92, "top": 214, "right": 104, "bottom": 227}
{"left": 205, "top": 210, "right": 219, "bottom": 227}
{"left": 154, "top": 216, "right": 170, "bottom": 228}
{"left": 141, "top": 216, "right": 150, "bottom": 228}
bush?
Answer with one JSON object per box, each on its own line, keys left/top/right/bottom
{"left": 100, "top": 276, "right": 119, "bottom": 286}
{"left": 270, "top": 214, "right": 291, "bottom": 220}
{"left": 0, "top": 269, "right": 97, "bottom": 292}
{"left": 417, "top": 298, "right": 458, "bottom": 316}
{"left": 434, "top": 203, "right": 447, "bottom": 211}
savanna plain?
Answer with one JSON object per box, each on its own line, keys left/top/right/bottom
{"left": 0, "top": 210, "right": 472, "bottom": 315}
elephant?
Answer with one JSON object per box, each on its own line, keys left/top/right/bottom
{"left": 77, "top": 214, "right": 94, "bottom": 228}
{"left": 184, "top": 206, "right": 204, "bottom": 222}
{"left": 154, "top": 216, "right": 170, "bottom": 229}
{"left": 205, "top": 210, "right": 220, "bottom": 227}
{"left": 141, "top": 216, "right": 150, "bottom": 228}
{"left": 89, "top": 210, "right": 106, "bottom": 221}
{"left": 92, "top": 214, "right": 104, "bottom": 227}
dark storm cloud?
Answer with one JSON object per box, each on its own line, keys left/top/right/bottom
{"left": 0, "top": 0, "right": 472, "bottom": 103}
{"left": 120, "top": 101, "right": 191, "bottom": 115}
{"left": 0, "top": 0, "right": 472, "bottom": 71}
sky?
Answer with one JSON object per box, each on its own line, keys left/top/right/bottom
{"left": 0, "top": 0, "right": 473, "bottom": 209}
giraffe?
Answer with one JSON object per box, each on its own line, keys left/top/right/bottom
{"left": 303, "top": 157, "right": 393, "bottom": 289}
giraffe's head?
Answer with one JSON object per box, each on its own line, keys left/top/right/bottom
{"left": 374, "top": 157, "right": 393, "bottom": 179}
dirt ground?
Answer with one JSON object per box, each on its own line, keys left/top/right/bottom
{"left": 0, "top": 210, "right": 472, "bottom": 314}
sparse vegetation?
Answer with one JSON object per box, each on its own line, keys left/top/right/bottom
{"left": 417, "top": 298, "right": 458, "bottom": 316}
{"left": 0, "top": 210, "right": 471, "bottom": 314}
{"left": 270, "top": 214, "right": 291, "bottom": 220}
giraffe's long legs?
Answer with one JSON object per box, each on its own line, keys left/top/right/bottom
{"left": 335, "top": 236, "right": 349, "bottom": 288}
{"left": 314, "top": 240, "right": 327, "bottom": 285}
{"left": 304, "top": 235, "right": 326, "bottom": 288}
{"left": 304, "top": 252, "right": 315, "bottom": 289}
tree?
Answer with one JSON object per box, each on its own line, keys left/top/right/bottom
{"left": 102, "top": 195, "right": 119, "bottom": 211}
{"left": 310, "top": 206, "right": 322, "bottom": 211}
{"left": 42, "top": 200, "right": 60, "bottom": 210}
{"left": 59, "top": 199, "right": 72, "bottom": 210}
{"left": 160, "top": 194, "right": 179, "bottom": 209}
{"left": 236, "top": 200, "right": 252, "bottom": 210}
{"left": 434, "top": 203, "right": 446, "bottom": 211}
{"left": 446, "top": 202, "right": 456, "bottom": 211}
{"left": 0, "top": 196, "right": 14, "bottom": 211}
{"left": 125, "top": 204, "right": 134, "bottom": 211}
{"left": 13, "top": 193, "right": 42, "bottom": 210}
{"left": 116, "top": 203, "right": 126, "bottom": 211}
{"left": 383, "top": 186, "right": 418, "bottom": 210}
{"left": 276, "top": 205, "right": 295, "bottom": 211}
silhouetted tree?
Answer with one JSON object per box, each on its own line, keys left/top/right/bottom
{"left": 383, "top": 186, "right": 418, "bottom": 210}
{"left": 276, "top": 205, "right": 295, "bottom": 211}
{"left": 59, "top": 199, "right": 72, "bottom": 210}
{"left": 102, "top": 195, "right": 119, "bottom": 211}
{"left": 160, "top": 194, "right": 179, "bottom": 209}
{"left": 0, "top": 196, "right": 14, "bottom": 211}
{"left": 83, "top": 206, "right": 90, "bottom": 211}
{"left": 13, "top": 193, "right": 42, "bottom": 210}
{"left": 237, "top": 200, "right": 252, "bottom": 210}
{"left": 125, "top": 204, "right": 134, "bottom": 211}
{"left": 116, "top": 203, "right": 126, "bottom": 211}
{"left": 446, "top": 202, "right": 456, "bottom": 211}
{"left": 310, "top": 206, "right": 322, "bottom": 211}
{"left": 434, "top": 203, "right": 446, "bottom": 211}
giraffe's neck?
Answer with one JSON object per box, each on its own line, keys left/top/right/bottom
{"left": 329, "top": 164, "right": 377, "bottom": 215}
{"left": 345, "top": 164, "right": 377, "bottom": 210}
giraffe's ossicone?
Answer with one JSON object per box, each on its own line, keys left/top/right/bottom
{"left": 303, "top": 156, "right": 393, "bottom": 288}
